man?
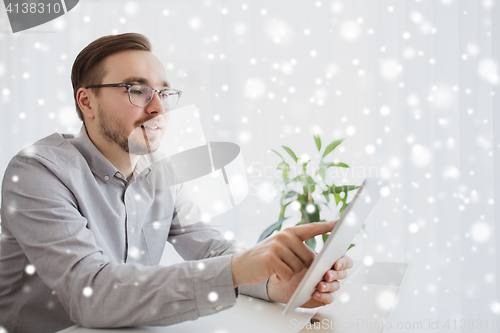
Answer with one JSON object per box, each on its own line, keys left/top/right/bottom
{"left": 0, "top": 33, "right": 352, "bottom": 333}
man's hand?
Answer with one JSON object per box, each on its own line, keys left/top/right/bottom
{"left": 231, "top": 221, "right": 335, "bottom": 288}
{"left": 267, "top": 255, "right": 353, "bottom": 308}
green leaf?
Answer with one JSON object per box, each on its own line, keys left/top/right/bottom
{"left": 319, "top": 166, "right": 326, "bottom": 180}
{"left": 277, "top": 161, "right": 290, "bottom": 179}
{"left": 271, "top": 149, "right": 285, "bottom": 161}
{"left": 322, "top": 233, "right": 329, "bottom": 243}
{"left": 296, "top": 194, "right": 307, "bottom": 204}
{"left": 302, "top": 160, "right": 311, "bottom": 171}
{"left": 257, "top": 217, "right": 288, "bottom": 243}
{"left": 330, "top": 185, "right": 359, "bottom": 194}
{"left": 314, "top": 132, "right": 321, "bottom": 151}
{"left": 333, "top": 193, "right": 342, "bottom": 205}
{"left": 322, "top": 138, "right": 344, "bottom": 160}
{"left": 339, "top": 201, "right": 348, "bottom": 216}
{"left": 322, "top": 162, "right": 350, "bottom": 169}
{"left": 305, "top": 237, "right": 317, "bottom": 253}
{"left": 283, "top": 190, "right": 298, "bottom": 199}
{"left": 347, "top": 243, "right": 355, "bottom": 252}
{"left": 282, "top": 145, "right": 298, "bottom": 163}
{"left": 302, "top": 203, "right": 320, "bottom": 224}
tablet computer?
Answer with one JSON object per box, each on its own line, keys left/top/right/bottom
{"left": 282, "top": 177, "right": 389, "bottom": 315}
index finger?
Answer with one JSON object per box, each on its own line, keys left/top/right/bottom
{"left": 292, "top": 221, "right": 336, "bottom": 241}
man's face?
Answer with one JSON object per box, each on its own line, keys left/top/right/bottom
{"left": 92, "top": 50, "right": 170, "bottom": 155}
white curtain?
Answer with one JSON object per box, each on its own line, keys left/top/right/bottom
{"left": 0, "top": 1, "right": 498, "bottom": 331}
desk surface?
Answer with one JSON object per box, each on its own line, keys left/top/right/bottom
{"left": 59, "top": 261, "right": 408, "bottom": 333}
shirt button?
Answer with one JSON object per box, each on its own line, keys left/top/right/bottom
{"left": 130, "top": 227, "right": 136, "bottom": 234}
{"left": 104, "top": 175, "right": 110, "bottom": 181}
{"left": 215, "top": 304, "right": 223, "bottom": 312}
{"left": 116, "top": 172, "right": 122, "bottom": 178}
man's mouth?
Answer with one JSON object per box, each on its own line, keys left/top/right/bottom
{"left": 140, "top": 125, "right": 161, "bottom": 130}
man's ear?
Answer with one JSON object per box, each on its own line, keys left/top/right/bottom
{"left": 76, "top": 87, "right": 96, "bottom": 120}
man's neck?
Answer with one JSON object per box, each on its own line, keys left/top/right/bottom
{"left": 85, "top": 127, "right": 139, "bottom": 181}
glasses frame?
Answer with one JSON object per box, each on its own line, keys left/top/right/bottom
{"left": 85, "top": 83, "right": 183, "bottom": 110}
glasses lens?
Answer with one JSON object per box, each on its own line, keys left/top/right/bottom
{"left": 129, "top": 84, "right": 152, "bottom": 107}
{"left": 160, "top": 90, "right": 179, "bottom": 110}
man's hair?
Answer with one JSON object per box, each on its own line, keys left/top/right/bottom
{"left": 71, "top": 33, "right": 152, "bottom": 121}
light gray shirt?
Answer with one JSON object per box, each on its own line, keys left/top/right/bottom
{"left": 0, "top": 125, "right": 269, "bottom": 333}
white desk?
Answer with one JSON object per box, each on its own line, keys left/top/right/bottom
{"left": 58, "top": 261, "right": 409, "bottom": 333}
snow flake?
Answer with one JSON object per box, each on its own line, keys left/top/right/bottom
{"left": 408, "top": 223, "right": 419, "bottom": 233}
{"left": 411, "top": 144, "right": 432, "bottom": 167}
{"left": 245, "top": 78, "right": 266, "bottom": 99}
{"left": 483, "top": 0, "right": 494, "bottom": 9}
{"left": 491, "top": 301, "right": 500, "bottom": 315}
{"left": 380, "top": 105, "right": 391, "bottom": 116}
{"left": 188, "top": 17, "right": 202, "bottom": 31}
{"left": 442, "top": 166, "right": 460, "bottom": 179}
{"left": 224, "top": 231, "right": 234, "bottom": 240}
{"left": 410, "top": 11, "right": 423, "bottom": 24}
{"left": 290, "top": 201, "right": 301, "bottom": 210}
{"left": 25, "top": 264, "right": 35, "bottom": 275}
{"left": 380, "top": 187, "right": 390, "bottom": 197}
{"left": 124, "top": 2, "right": 138, "bottom": 15}
{"left": 363, "top": 256, "right": 374, "bottom": 266}
{"left": 208, "top": 291, "right": 219, "bottom": 302}
{"left": 306, "top": 204, "right": 316, "bottom": 213}
{"left": 365, "top": 145, "right": 375, "bottom": 155}
{"left": 345, "top": 126, "right": 356, "bottom": 136}
{"left": 379, "top": 59, "right": 402, "bottom": 80}
{"left": 128, "top": 246, "right": 140, "bottom": 259}
{"left": 340, "top": 21, "right": 361, "bottom": 41}
{"left": 331, "top": 2, "right": 343, "bottom": 13}
{"left": 234, "top": 23, "right": 247, "bottom": 35}
{"left": 339, "top": 292, "right": 350, "bottom": 303}
{"left": 82, "top": 287, "right": 93, "bottom": 297}
{"left": 470, "top": 222, "right": 491, "bottom": 243}
{"left": 478, "top": 58, "right": 499, "bottom": 85}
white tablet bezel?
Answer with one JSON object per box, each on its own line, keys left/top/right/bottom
{"left": 282, "top": 177, "right": 389, "bottom": 315}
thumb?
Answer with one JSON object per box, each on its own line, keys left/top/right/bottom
{"left": 292, "top": 221, "right": 336, "bottom": 241}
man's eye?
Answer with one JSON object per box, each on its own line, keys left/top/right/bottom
{"left": 131, "top": 89, "right": 144, "bottom": 95}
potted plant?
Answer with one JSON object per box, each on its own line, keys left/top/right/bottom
{"left": 257, "top": 133, "right": 359, "bottom": 253}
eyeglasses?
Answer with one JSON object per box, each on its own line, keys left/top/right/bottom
{"left": 85, "top": 83, "right": 182, "bottom": 111}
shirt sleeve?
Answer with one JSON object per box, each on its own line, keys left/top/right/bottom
{"left": 167, "top": 181, "right": 272, "bottom": 302}
{"left": 0, "top": 154, "right": 241, "bottom": 328}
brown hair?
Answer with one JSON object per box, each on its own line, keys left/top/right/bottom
{"left": 71, "top": 33, "right": 152, "bottom": 121}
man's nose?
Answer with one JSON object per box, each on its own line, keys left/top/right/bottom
{"left": 145, "top": 91, "right": 165, "bottom": 114}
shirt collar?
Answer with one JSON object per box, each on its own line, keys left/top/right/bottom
{"left": 70, "top": 125, "right": 121, "bottom": 183}
{"left": 70, "top": 125, "right": 153, "bottom": 183}
{"left": 72, "top": 124, "right": 156, "bottom": 182}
